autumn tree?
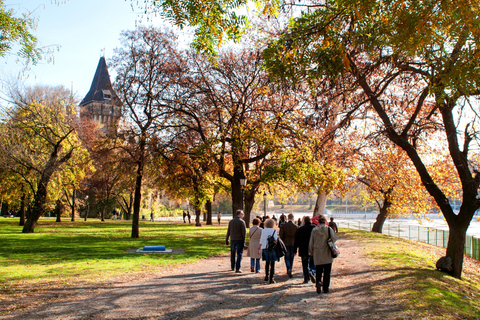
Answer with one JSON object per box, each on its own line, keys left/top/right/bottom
{"left": 111, "top": 26, "right": 184, "bottom": 238}
{"left": 355, "top": 144, "right": 433, "bottom": 233}
{"left": 168, "top": 49, "right": 305, "bottom": 225}
{"left": 262, "top": 0, "right": 480, "bottom": 278}
{"left": 0, "top": 85, "right": 90, "bottom": 233}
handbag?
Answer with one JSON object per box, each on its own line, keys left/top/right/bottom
{"left": 328, "top": 227, "right": 340, "bottom": 258}
{"left": 275, "top": 234, "right": 287, "bottom": 259}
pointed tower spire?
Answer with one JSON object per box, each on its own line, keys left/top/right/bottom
{"left": 80, "top": 57, "right": 122, "bottom": 127}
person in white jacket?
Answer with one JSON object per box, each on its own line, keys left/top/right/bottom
{"left": 258, "top": 219, "right": 278, "bottom": 284}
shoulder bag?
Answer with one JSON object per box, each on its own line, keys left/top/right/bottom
{"left": 327, "top": 227, "right": 340, "bottom": 258}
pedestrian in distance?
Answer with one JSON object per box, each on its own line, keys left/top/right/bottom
{"left": 258, "top": 218, "right": 278, "bottom": 284}
{"left": 247, "top": 218, "right": 262, "bottom": 273}
{"left": 183, "top": 210, "right": 186, "bottom": 223}
{"left": 280, "top": 213, "right": 298, "bottom": 278}
{"left": 225, "top": 210, "right": 247, "bottom": 273}
{"left": 295, "top": 216, "right": 316, "bottom": 284}
{"left": 187, "top": 211, "right": 191, "bottom": 224}
{"left": 329, "top": 217, "right": 338, "bottom": 233}
{"left": 309, "top": 214, "right": 338, "bottom": 294}
{"left": 217, "top": 212, "right": 222, "bottom": 225}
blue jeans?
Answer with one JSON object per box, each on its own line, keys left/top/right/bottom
{"left": 284, "top": 244, "right": 295, "bottom": 271}
{"left": 230, "top": 240, "right": 244, "bottom": 271}
{"left": 301, "top": 256, "right": 316, "bottom": 282}
{"left": 250, "top": 258, "right": 260, "bottom": 272}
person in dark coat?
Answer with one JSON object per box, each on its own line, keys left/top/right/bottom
{"left": 295, "top": 216, "right": 316, "bottom": 284}
{"left": 226, "top": 210, "right": 247, "bottom": 272}
{"left": 280, "top": 213, "right": 298, "bottom": 278}
{"left": 183, "top": 211, "right": 187, "bottom": 223}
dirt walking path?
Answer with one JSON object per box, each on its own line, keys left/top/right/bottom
{"left": 0, "top": 237, "right": 406, "bottom": 320}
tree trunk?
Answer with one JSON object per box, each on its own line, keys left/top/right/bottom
{"left": 19, "top": 195, "right": 25, "bottom": 226}
{"left": 23, "top": 179, "right": 49, "bottom": 233}
{"left": 195, "top": 210, "right": 202, "bottom": 226}
{"left": 71, "top": 189, "right": 76, "bottom": 221}
{"left": 227, "top": 164, "right": 247, "bottom": 218}
{"left": 55, "top": 199, "right": 63, "bottom": 223}
{"left": 312, "top": 190, "right": 327, "bottom": 216}
{"left": 446, "top": 223, "right": 467, "bottom": 279}
{"left": 1, "top": 202, "right": 8, "bottom": 216}
{"left": 131, "top": 138, "right": 146, "bottom": 238}
{"left": 244, "top": 188, "right": 257, "bottom": 228}
{"left": 206, "top": 200, "right": 212, "bottom": 225}
{"left": 372, "top": 202, "right": 391, "bottom": 233}
{"left": 131, "top": 166, "right": 143, "bottom": 238}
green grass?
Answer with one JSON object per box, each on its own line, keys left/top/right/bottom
{"left": 0, "top": 219, "right": 479, "bottom": 319}
{"left": 0, "top": 218, "right": 229, "bottom": 292}
{"left": 342, "top": 229, "right": 480, "bottom": 320}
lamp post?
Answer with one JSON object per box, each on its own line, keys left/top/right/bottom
{"left": 263, "top": 192, "right": 267, "bottom": 219}
{"left": 239, "top": 171, "right": 247, "bottom": 210}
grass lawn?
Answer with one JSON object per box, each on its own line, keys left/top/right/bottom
{"left": 0, "top": 218, "right": 229, "bottom": 298}
{"left": 0, "top": 218, "right": 479, "bottom": 319}
{"left": 343, "top": 229, "right": 480, "bottom": 320}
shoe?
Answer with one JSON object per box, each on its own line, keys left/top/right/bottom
{"left": 323, "top": 290, "right": 329, "bottom": 294}
{"left": 316, "top": 283, "right": 322, "bottom": 294}
{"left": 269, "top": 278, "right": 276, "bottom": 284}
{"left": 251, "top": 267, "right": 254, "bottom": 273}
{"left": 302, "top": 280, "right": 309, "bottom": 284}
{"left": 287, "top": 270, "right": 292, "bottom": 278}
{"left": 235, "top": 270, "right": 243, "bottom": 273}
{"left": 264, "top": 276, "right": 269, "bottom": 281}
{"left": 309, "top": 272, "right": 316, "bottom": 284}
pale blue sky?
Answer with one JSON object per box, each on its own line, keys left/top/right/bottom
{"left": 1, "top": 0, "right": 191, "bottom": 101}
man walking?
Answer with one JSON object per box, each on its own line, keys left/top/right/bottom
{"left": 295, "top": 216, "right": 316, "bottom": 284}
{"left": 280, "top": 213, "right": 298, "bottom": 278}
{"left": 225, "top": 210, "right": 247, "bottom": 273}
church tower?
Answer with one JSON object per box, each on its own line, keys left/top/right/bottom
{"left": 80, "top": 57, "right": 122, "bottom": 126}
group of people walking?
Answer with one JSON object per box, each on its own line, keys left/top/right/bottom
{"left": 225, "top": 210, "right": 338, "bottom": 294}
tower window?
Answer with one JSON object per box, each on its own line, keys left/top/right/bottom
{"left": 102, "top": 89, "right": 112, "bottom": 100}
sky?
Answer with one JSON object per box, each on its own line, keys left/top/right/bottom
{"left": 1, "top": 0, "right": 191, "bottom": 101}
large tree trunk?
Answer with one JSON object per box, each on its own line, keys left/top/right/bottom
{"left": 446, "top": 222, "right": 469, "bottom": 279}
{"left": 23, "top": 181, "right": 48, "bottom": 233}
{"left": 206, "top": 200, "right": 212, "bottom": 225}
{"left": 231, "top": 170, "right": 244, "bottom": 218}
{"left": 312, "top": 190, "right": 327, "bottom": 217}
{"left": 244, "top": 188, "right": 256, "bottom": 228}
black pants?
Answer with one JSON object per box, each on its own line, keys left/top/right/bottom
{"left": 316, "top": 263, "right": 332, "bottom": 292}
{"left": 265, "top": 261, "right": 275, "bottom": 279}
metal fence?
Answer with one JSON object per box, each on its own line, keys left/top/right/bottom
{"left": 340, "top": 220, "right": 480, "bottom": 261}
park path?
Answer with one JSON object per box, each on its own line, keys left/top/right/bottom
{"left": 0, "top": 237, "right": 406, "bottom": 320}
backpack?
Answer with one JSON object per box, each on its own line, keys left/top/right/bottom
{"left": 267, "top": 230, "right": 277, "bottom": 251}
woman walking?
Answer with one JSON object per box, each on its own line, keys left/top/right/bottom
{"left": 309, "top": 214, "right": 338, "bottom": 294}
{"left": 258, "top": 219, "right": 278, "bottom": 284}
{"left": 247, "top": 218, "right": 263, "bottom": 273}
